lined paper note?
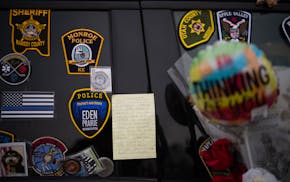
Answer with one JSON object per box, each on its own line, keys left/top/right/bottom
{"left": 112, "top": 93, "right": 156, "bottom": 160}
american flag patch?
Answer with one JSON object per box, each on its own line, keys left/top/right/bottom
{"left": 0, "top": 91, "right": 54, "bottom": 119}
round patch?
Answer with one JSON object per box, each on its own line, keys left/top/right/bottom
{"left": 71, "top": 43, "right": 92, "bottom": 67}
{"left": 91, "top": 71, "right": 109, "bottom": 91}
{"left": 0, "top": 53, "right": 31, "bottom": 85}
{"left": 32, "top": 137, "right": 67, "bottom": 176}
{"left": 97, "top": 157, "right": 114, "bottom": 177}
{"left": 63, "top": 159, "right": 81, "bottom": 175}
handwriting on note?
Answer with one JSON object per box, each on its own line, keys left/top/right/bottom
{"left": 112, "top": 93, "right": 156, "bottom": 160}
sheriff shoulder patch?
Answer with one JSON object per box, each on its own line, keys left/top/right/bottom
{"left": 68, "top": 88, "right": 111, "bottom": 139}
{"left": 61, "top": 29, "right": 104, "bottom": 75}
{"left": 9, "top": 9, "right": 50, "bottom": 56}
{"left": 178, "top": 10, "right": 214, "bottom": 49}
{"left": 216, "top": 10, "right": 251, "bottom": 43}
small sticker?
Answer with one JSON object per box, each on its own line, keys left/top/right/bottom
{"left": 0, "top": 130, "right": 15, "bottom": 143}
{"left": 31, "top": 136, "right": 67, "bottom": 176}
{"left": 178, "top": 10, "right": 214, "bottom": 49}
{"left": 97, "top": 157, "right": 114, "bottom": 177}
{"left": 0, "top": 53, "right": 31, "bottom": 86}
{"left": 68, "top": 88, "right": 111, "bottom": 139}
{"left": 0, "top": 142, "right": 28, "bottom": 177}
{"left": 62, "top": 159, "right": 82, "bottom": 175}
{"left": 282, "top": 16, "right": 290, "bottom": 44}
{"left": 61, "top": 28, "right": 104, "bottom": 75}
{"left": 216, "top": 10, "right": 251, "bottom": 43}
{"left": 90, "top": 67, "right": 112, "bottom": 93}
{"left": 9, "top": 9, "right": 50, "bottom": 56}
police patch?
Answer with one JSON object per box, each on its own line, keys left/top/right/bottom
{"left": 0, "top": 53, "right": 31, "bottom": 85}
{"left": 68, "top": 88, "right": 111, "bottom": 139}
{"left": 216, "top": 10, "right": 251, "bottom": 43}
{"left": 178, "top": 10, "right": 214, "bottom": 49}
{"left": 282, "top": 16, "right": 290, "bottom": 44}
{"left": 9, "top": 9, "right": 50, "bottom": 56}
{"left": 31, "top": 136, "right": 67, "bottom": 176}
{"left": 61, "top": 29, "right": 104, "bottom": 75}
{"left": 0, "top": 130, "right": 15, "bottom": 143}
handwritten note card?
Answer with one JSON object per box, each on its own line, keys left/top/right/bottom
{"left": 112, "top": 93, "right": 156, "bottom": 160}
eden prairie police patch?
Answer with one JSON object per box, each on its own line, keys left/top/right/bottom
{"left": 61, "top": 29, "right": 104, "bottom": 75}
{"left": 216, "top": 10, "right": 251, "bottom": 43}
{"left": 68, "top": 88, "right": 111, "bottom": 139}
{"left": 179, "top": 10, "right": 214, "bottom": 49}
{"left": 9, "top": 9, "right": 50, "bottom": 56}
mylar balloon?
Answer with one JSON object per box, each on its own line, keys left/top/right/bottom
{"left": 189, "top": 41, "right": 278, "bottom": 126}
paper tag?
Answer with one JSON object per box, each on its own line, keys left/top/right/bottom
{"left": 251, "top": 105, "right": 268, "bottom": 121}
{"left": 90, "top": 66, "right": 112, "bottom": 93}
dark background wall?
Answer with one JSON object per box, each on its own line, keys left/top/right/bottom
{"left": 0, "top": 1, "right": 290, "bottom": 181}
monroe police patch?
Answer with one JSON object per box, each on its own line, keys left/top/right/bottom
{"left": 68, "top": 88, "right": 111, "bottom": 139}
{"left": 61, "top": 29, "right": 104, "bottom": 75}
{"left": 9, "top": 9, "right": 50, "bottom": 56}
{"left": 0, "top": 53, "right": 31, "bottom": 85}
{"left": 178, "top": 10, "right": 214, "bottom": 49}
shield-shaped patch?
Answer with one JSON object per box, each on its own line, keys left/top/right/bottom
{"left": 216, "top": 10, "right": 251, "bottom": 43}
{"left": 178, "top": 10, "right": 214, "bottom": 49}
{"left": 68, "top": 88, "right": 111, "bottom": 139}
{"left": 61, "top": 28, "right": 104, "bottom": 75}
{"left": 0, "top": 130, "right": 15, "bottom": 143}
{"left": 9, "top": 9, "right": 50, "bottom": 56}
{"left": 282, "top": 16, "right": 290, "bottom": 44}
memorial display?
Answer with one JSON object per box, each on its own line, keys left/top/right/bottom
{"left": 0, "top": 1, "right": 289, "bottom": 181}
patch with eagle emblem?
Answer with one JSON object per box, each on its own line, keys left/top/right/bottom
{"left": 9, "top": 9, "right": 50, "bottom": 56}
{"left": 216, "top": 10, "right": 251, "bottom": 43}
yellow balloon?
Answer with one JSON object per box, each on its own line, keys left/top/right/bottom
{"left": 189, "top": 41, "right": 278, "bottom": 126}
